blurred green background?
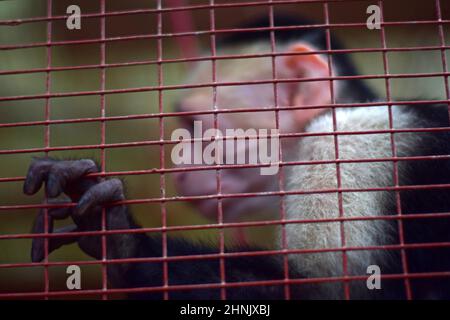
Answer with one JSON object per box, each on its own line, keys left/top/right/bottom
{"left": 0, "top": 0, "right": 449, "bottom": 298}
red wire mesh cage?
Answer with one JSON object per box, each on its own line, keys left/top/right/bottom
{"left": 1, "top": 0, "right": 450, "bottom": 300}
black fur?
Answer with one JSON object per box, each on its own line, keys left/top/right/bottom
{"left": 398, "top": 104, "right": 450, "bottom": 299}
{"left": 124, "top": 231, "right": 301, "bottom": 299}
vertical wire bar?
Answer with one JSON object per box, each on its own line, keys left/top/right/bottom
{"left": 166, "top": 0, "right": 199, "bottom": 60}
{"left": 99, "top": 0, "right": 108, "bottom": 300}
{"left": 208, "top": 0, "right": 227, "bottom": 300}
{"left": 435, "top": 0, "right": 450, "bottom": 121}
{"left": 378, "top": 0, "right": 412, "bottom": 299}
{"left": 43, "top": 0, "right": 53, "bottom": 300}
{"left": 323, "top": 2, "right": 350, "bottom": 299}
{"left": 156, "top": 0, "right": 169, "bottom": 300}
{"left": 268, "top": 1, "right": 291, "bottom": 300}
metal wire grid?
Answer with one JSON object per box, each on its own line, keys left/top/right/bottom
{"left": 0, "top": 0, "right": 449, "bottom": 299}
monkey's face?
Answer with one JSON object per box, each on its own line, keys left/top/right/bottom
{"left": 172, "top": 57, "right": 283, "bottom": 220}
{"left": 172, "top": 42, "right": 331, "bottom": 221}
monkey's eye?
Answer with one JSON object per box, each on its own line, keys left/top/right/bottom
{"left": 174, "top": 102, "right": 195, "bottom": 134}
{"left": 179, "top": 115, "right": 195, "bottom": 134}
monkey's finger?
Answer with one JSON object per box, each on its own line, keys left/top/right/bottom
{"left": 47, "top": 197, "right": 73, "bottom": 220}
{"left": 30, "top": 198, "right": 74, "bottom": 262}
{"left": 31, "top": 225, "right": 79, "bottom": 263}
{"left": 49, "top": 225, "right": 79, "bottom": 253}
{"left": 46, "top": 159, "right": 98, "bottom": 198}
{"left": 31, "top": 210, "right": 54, "bottom": 262}
{"left": 23, "top": 157, "right": 56, "bottom": 195}
{"left": 75, "top": 178, "right": 125, "bottom": 217}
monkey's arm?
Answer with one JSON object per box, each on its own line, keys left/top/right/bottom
{"left": 25, "top": 158, "right": 291, "bottom": 299}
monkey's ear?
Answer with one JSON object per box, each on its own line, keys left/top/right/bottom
{"left": 280, "top": 43, "right": 332, "bottom": 128}
{"left": 284, "top": 44, "right": 330, "bottom": 79}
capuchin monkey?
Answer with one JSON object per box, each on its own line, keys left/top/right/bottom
{"left": 25, "top": 16, "right": 450, "bottom": 299}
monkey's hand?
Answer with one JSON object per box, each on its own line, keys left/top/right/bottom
{"left": 24, "top": 158, "right": 140, "bottom": 264}
{"left": 23, "top": 158, "right": 293, "bottom": 298}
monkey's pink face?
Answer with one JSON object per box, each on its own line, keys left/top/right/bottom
{"left": 172, "top": 43, "right": 331, "bottom": 220}
{"left": 172, "top": 57, "right": 285, "bottom": 220}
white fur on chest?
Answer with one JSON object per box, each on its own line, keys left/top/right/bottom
{"left": 282, "top": 106, "right": 423, "bottom": 298}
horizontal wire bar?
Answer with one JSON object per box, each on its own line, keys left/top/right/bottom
{"left": 2, "top": 241, "right": 450, "bottom": 270}
{"left": 2, "top": 182, "right": 450, "bottom": 212}
{"left": 1, "top": 45, "right": 450, "bottom": 77}
{"left": 1, "top": 117, "right": 450, "bottom": 156}
{"left": 1, "top": 270, "right": 449, "bottom": 298}
{"left": 1, "top": 20, "right": 450, "bottom": 51}
{"left": 2, "top": 151, "right": 450, "bottom": 184}
{"left": 2, "top": 210, "right": 450, "bottom": 243}
{"left": 1, "top": 68, "right": 450, "bottom": 101}
{"left": 0, "top": 0, "right": 372, "bottom": 26}
{"left": 2, "top": 97, "right": 450, "bottom": 130}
